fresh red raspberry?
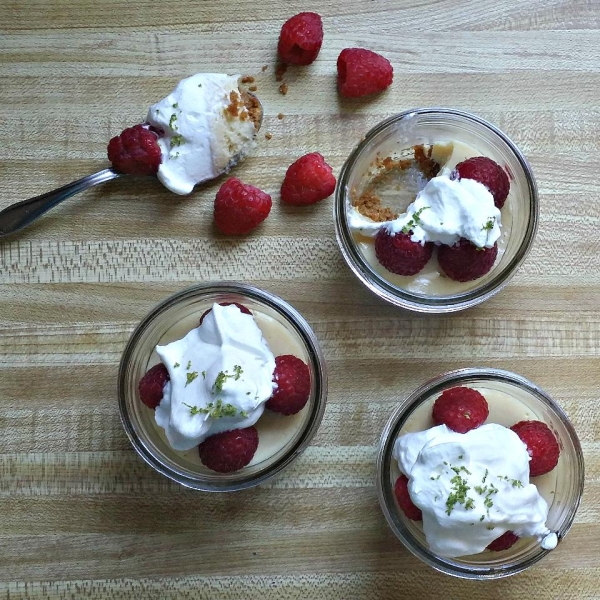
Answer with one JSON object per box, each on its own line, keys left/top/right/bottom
{"left": 107, "top": 124, "right": 162, "bottom": 176}
{"left": 337, "top": 48, "right": 393, "bottom": 98}
{"left": 374, "top": 229, "right": 434, "bottom": 276}
{"left": 198, "top": 427, "right": 259, "bottom": 473}
{"left": 280, "top": 153, "right": 336, "bottom": 206}
{"left": 432, "top": 387, "right": 489, "bottom": 434}
{"left": 510, "top": 420, "right": 560, "bottom": 477}
{"left": 278, "top": 12, "right": 323, "bottom": 66}
{"left": 487, "top": 531, "right": 520, "bottom": 552}
{"left": 266, "top": 355, "right": 311, "bottom": 416}
{"left": 138, "top": 363, "right": 170, "bottom": 409}
{"left": 199, "top": 302, "right": 252, "bottom": 326}
{"left": 214, "top": 177, "right": 272, "bottom": 235}
{"left": 394, "top": 475, "right": 422, "bottom": 521}
{"left": 455, "top": 156, "right": 510, "bottom": 209}
{"left": 438, "top": 238, "right": 498, "bottom": 282}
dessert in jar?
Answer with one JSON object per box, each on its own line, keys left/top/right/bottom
{"left": 118, "top": 283, "right": 327, "bottom": 492}
{"left": 138, "top": 302, "right": 313, "bottom": 473}
{"left": 392, "top": 384, "right": 559, "bottom": 557}
{"left": 334, "top": 109, "right": 539, "bottom": 312}
{"left": 348, "top": 140, "right": 512, "bottom": 295}
{"left": 376, "top": 369, "right": 584, "bottom": 579}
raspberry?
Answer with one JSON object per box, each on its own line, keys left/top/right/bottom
{"left": 432, "top": 387, "right": 489, "bottom": 434}
{"left": 199, "top": 302, "right": 252, "bottom": 326}
{"left": 107, "top": 124, "right": 162, "bottom": 176}
{"left": 487, "top": 531, "right": 519, "bottom": 552}
{"left": 214, "top": 177, "right": 272, "bottom": 235}
{"left": 138, "top": 363, "right": 170, "bottom": 409}
{"left": 374, "top": 229, "right": 434, "bottom": 276}
{"left": 280, "top": 153, "right": 336, "bottom": 206}
{"left": 337, "top": 48, "right": 393, "bottom": 98}
{"left": 394, "top": 475, "right": 422, "bottom": 521}
{"left": 455, "top": 156, "right": 510, "bottom": 209}
{"left": 438, "top": 238, "right": 498, "bottom": 282}
{"left": 510, "top": 420, "right": 560, "bottom": 477}
{"left": 198, "top": 427, "right": 259, "bottom": 473}
{"left": 266, "top": 355, "right": 311, "bottom": 415}
{"left": 278, "top": 12, "right": 323, "bottom": 66}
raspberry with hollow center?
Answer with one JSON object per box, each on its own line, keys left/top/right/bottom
{"left": 337, "top": 48, "right": 393, "bottom": 98}
{"left": 394, "top": 474, "right": 422, "bottom": 521}
{"left": 278, "top": 12, "right": 324, "bottom": 65}
{"left": 138, "top": 363, "right": 170, "bottom": 409}
{"left": 455, "top": 156, "right": 510, "bottom": 209}
{"left": 438, "top": 238, "right": 498, "bottom": 282}
{"left": 374, "top": 229, "right": 434, "bottom": 276}
{"left": 266, "top": 355, "right": 311, "bottom": 415}
{"left": 280, "top": 152, "right": 336, "bottom": 206}
{"left": 198, "top": 427, "right": 259, "bottom": 473}
{"left": 107, "top": 124, "right": 162, "bottom": 176}
{"left": 432, "top": 386, "right": 489, "bottom": 433}
{"left": 510, "top": 420, "right": 560, "bottom": 477}
{"left": 214, "top": 177, "right": 272, "bottom": 235}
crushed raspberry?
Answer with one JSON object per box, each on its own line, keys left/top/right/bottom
{"left": 278, "top": 12, "right": 323, "bottom": 66}
{"left": 214, "top": 177, "right": 272, "bottom": 235}
{"left": 107, "top": 124, "right": 162, "bottom": 176}
{"left": 337, "top": 48, "right": 393, "bottom": 98}
{"left": 199, "top": 302, "right": 252, "bottom": 326}
{"left": 487, "top": 531, "right": 520, "bottom": 551}
{"left": 374, "top": 229, "right": 434, "bottom": 276}
{"left": 266, "top": 355, "right": 311, "bottom": 416}
{"left": 280, "top": 152, "right": 336, "bottom": 206}
{"left": 138, "top": 363, "right": 170, "bottom": 409}
{"left": 394, "top": 475, "right": 422, "bottom": 521}
{"left": 438, "top": 238, "right": 498, "bottom": 282}
{"left": 198, "top": 427, "right": 259, "bottom": 473}
{"left": 455, "top": 156, "right": 510, "bottom": 209}
{"left": 510, "top": 420, "right": 560, "bottom": 477}
{"left": 432, "top": 387, "right": 489, "bottom": 434}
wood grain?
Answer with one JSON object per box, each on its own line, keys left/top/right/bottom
{"left": 1, "top": 0, "right": 599, "bottom": 597}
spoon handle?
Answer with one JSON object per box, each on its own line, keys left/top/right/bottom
{"left": 0, "top": 168, "right": 122, "bottom": 239}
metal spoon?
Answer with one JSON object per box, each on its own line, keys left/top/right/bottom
{"left": 0, "top": 93, "right": 263, "bottom": 240}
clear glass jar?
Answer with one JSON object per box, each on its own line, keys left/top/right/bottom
{"left": 118, "top": 282, "right": 327, "bottom": 492}
{"left": 334, "top": 108, "right": 539, "bottom": 313}
{"left": 376, "top": 368, "right": 584, "bottom": 579}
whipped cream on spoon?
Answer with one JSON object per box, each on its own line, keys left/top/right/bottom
{"left": 0, "top": 76, "right": 262, "bottom": 239}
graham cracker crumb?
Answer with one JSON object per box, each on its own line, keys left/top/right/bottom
{"left": 265, "top": 132, "right": 272, "bottom": 140}
{"left": 277, "top": 113, "right": 285, "bottom": 120}
{"left": 353, "top": 189, "right": 397, "bottom": 222}
{"left": 279, "top": 83, "right": 288, "bottom": 95}
{"left": 262, "top": 65, "right": 268, "bottom": 72}
{"left": 413, "top": 144, "right": 440, "bottom": 179}
{"left": 249, "top": 85, "right": 258, "bottom": 92}
{"left": 238, "top": 91, "right": 262, "bottom": 130}
{"left": 275, "top": 63, "right": 288, "bottom": 82}
{"left": 241, "top": 76, "right": 255, "bottom": 84}
{"left": 225, "top": 90, "right": 243, "bottom": 117}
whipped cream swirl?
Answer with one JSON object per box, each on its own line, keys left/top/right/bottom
{"left": 155, "top": 304, "right": 276, "bottom": 451}
{"left": 349, "top": 174, "right": 501, "bottom": 249}
{"left": 393, "top": 423, "right": 557, "bottom": 557}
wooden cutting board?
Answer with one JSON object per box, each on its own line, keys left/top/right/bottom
{"left": 1, "top": 0, "right": 599, "bottom": 597}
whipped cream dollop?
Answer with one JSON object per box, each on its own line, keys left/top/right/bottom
{"left": 393, "top": 423, "right": 557, "bottom": 558}
{"left": 155, "top": 304, "right": 276, "bottom": 451}
{"left": 146, "top": 73, "right": 257, "bottom": 195}
{"left": 350, "top": 175, "right": 501, "bottom": 248}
